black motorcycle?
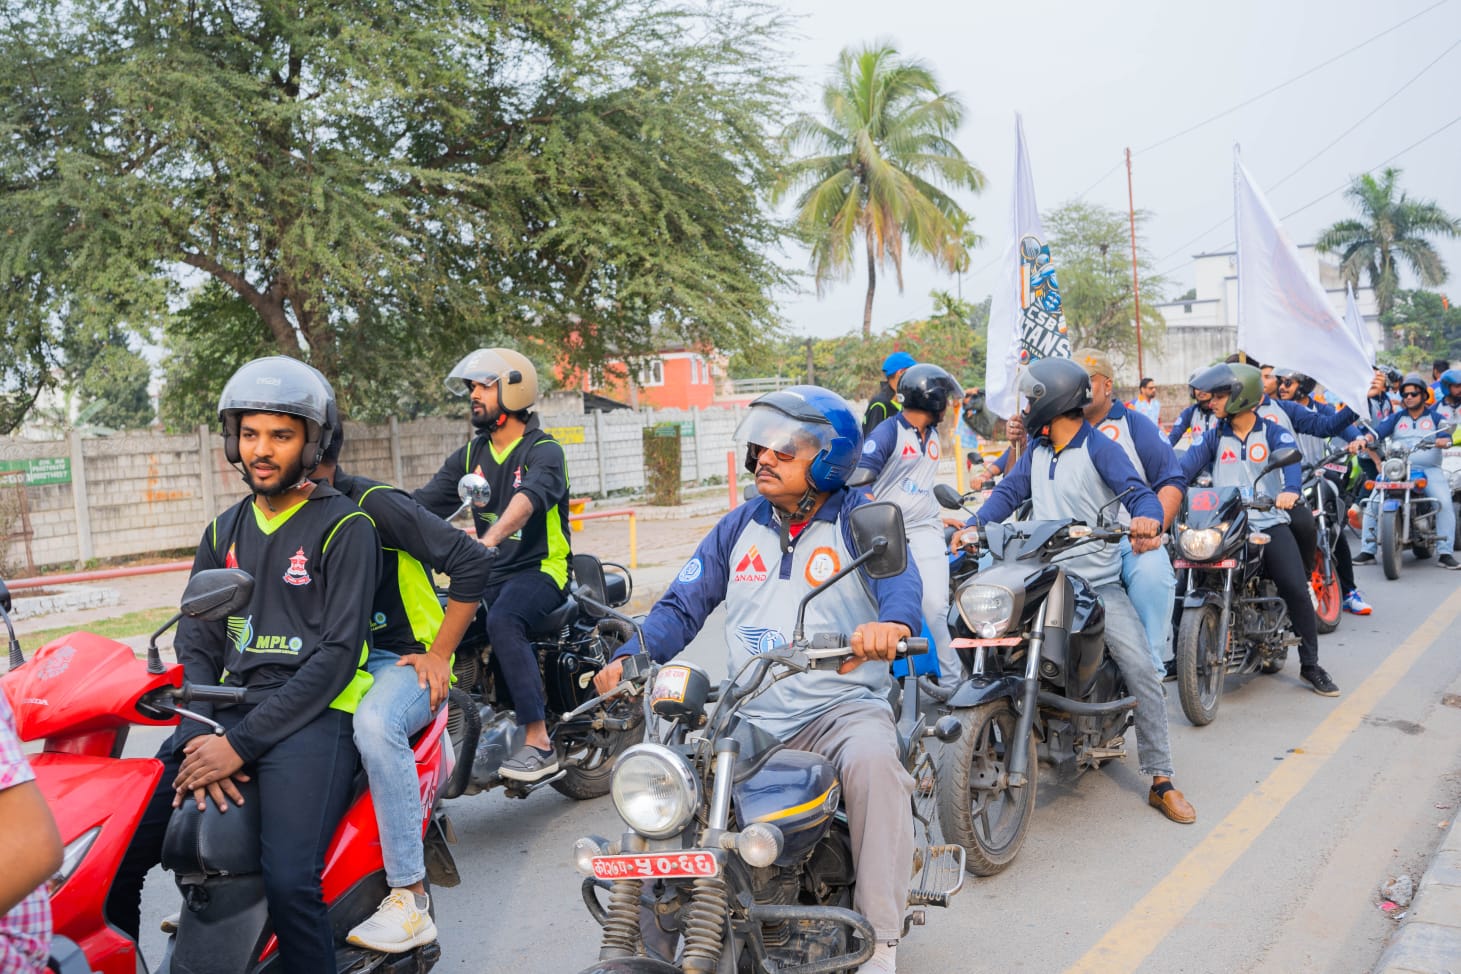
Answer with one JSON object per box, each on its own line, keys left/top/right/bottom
{"left": 441, "top": 474, "right": 645, "bottom": 801}
{"left": 933, "top": 483, "right": 1138, "bottom": 876}
{"left": 570, "top": 501, "right": 966, "bottom": 974}
{"left": 1169, "top": 447, "right": 1303, "bottom": 726}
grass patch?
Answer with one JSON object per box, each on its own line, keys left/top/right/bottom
{"left": 19, "top": 607, "right": 180, "bottom": 649}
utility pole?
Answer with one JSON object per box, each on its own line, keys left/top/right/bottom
{"left": 1125, "top": 147, "right": 1145, "bottom": 381}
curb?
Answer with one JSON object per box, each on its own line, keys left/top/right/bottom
{"left": 1372, "top": 814, "right": 1461, "bottom": 973}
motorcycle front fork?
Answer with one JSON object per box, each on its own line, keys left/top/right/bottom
{"left": 1008, "top": 590, "right": 1063, "bottom": 789}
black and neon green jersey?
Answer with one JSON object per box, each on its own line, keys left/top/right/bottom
{"left": 172, "top": 483, "right": 380, "bottom": 764}
{"left": 414, "top": 415, "right": 572, "bottom": 592}
{"left": 334, "top": 471, "right": 492, "bottom": 656}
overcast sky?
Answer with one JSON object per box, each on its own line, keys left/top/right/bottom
{"left": 769, "top": 0, "right": 1461, "bottom": 339}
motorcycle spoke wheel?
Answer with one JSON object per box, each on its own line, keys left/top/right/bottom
{"left": 1176, "top": 604, "right": 1224, "bottom": 726}
{"left": 936, "top": 701, "right": 1035, "bottom": 877}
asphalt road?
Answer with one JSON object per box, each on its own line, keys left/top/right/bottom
{"left": 129, "top": 553, "right": 1461, "bottom": 974}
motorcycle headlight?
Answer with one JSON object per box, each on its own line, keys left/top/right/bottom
{"left": 610, "top": 743, "right": 700, "bottom": 839}
{"left": 956, "top": 584, "right": 1016, "bottom": 638}
{"left": 1383, "top": 458, "right": 1406, "bottom": 482}
{"left": 1179, "top": 527, "right": 1224, "bottom": 561}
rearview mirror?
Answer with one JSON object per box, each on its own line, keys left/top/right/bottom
{"left": 181, "top": 569, "right": 255, "bottom": 622}
{"left": 848, "top": 502, "right": 908, "bottom": 580}
{"left": 0, "top": 577, "right": 10, "bottom": 615}
{"left": 457, "top": 473, "right": 492, "bottom": 509}
{"left": 1257, "top": 447, "right": 1302, "bottom": 480}
{"left": 933, "top": 483, "right": 965, "bottom": 510}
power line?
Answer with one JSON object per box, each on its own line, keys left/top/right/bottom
{"left": 1134, "top": 0, "right": 1453, "bottom": 156}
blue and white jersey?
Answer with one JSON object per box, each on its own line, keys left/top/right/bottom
{"left": 1167, "top": 402, "right": 1219, "bottom": 448}
{"left": 1433, "top": 396, "right": 1461, "bottom": 427}
{"left": 1090, "top": 400, "right": 1184, "bottom": 493}
{"left": 612, "top": 489, "right": 922, "bottom": 740}
{"left": 856, "top": 413, "right": 942, "bottom": 530}
{"left": 1282, "top": 399, "right": 1363, "bottom": 466}
{"left": 1368, "top": 394, "right": 1396, "bottom": 423}
{"left": 1372, "top": 407, "right": 1450, "bottom": 470}
{"left": 971, "top": 424, "right": 1164, "bottom": 588}
{"left": 1180, "top": 418, "right": 1302, "bottom": 529}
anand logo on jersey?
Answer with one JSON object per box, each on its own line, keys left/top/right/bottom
{"left": 733, "top": 545, "right": 768, "bottom": 583}
{"left": 283, "top": 546, "right": 312, "bottom": 586}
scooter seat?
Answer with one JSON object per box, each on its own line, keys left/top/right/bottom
{"left": 162, "top": 777, "right": 263, "bottom": 877}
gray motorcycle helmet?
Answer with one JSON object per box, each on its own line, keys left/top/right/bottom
{"left": 1019, "top": 357, "right": 1092, "bottom": 433}
{"left": 217, "top": 356, "right": 337, "bottom": 468}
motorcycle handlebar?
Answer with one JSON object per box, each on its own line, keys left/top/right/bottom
{"left": 802, "top": 637, "right": 927, "bottom": 662}
{"left": 173, "top": 685, "right": 250, "bottom": 705}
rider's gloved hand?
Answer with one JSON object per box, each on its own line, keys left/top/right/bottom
{"left": 842, "top": 622, "right": 912, "bottom": 674}
{"left": 1129, "top": 516, "right": 1163, "bottom": 554}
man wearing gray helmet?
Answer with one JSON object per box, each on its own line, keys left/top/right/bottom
{"left": 415, "top": 348, "right": 574, "bottom": 782}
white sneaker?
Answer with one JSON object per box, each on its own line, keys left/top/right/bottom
{"left": 861, "top": 941, "right": 896, "bottom": 973}
{"left": 346, "top": 889, "right": 437, "bottom": 953}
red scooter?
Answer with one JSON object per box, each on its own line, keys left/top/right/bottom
{"left": 0, "top": 569, "right": 457, "bottom": 974}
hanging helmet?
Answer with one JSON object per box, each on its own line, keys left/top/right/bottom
{"left": 1381, "top": 365, "right": 1404, "bottom": 386}
{"left": 217, "top": 356, "right": 337, "bottom": 468}
{"left": 897, "top": 364, "right": 963, "bottom": 420}
{"left": 1273, "top": 366, "right": 1316, "bottom": 398}
{"left": 444, "top": 348, "right": 539, "bottom": 412}
{"left": 1019, "top": 357, "right": 1092, "bottom": 433}
{"left": 735, "top": 386, "right": 861, "bottom": 492}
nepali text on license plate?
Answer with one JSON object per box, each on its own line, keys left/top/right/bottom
{"left": 591, "top": 851, "right": 720, "bottom": 880}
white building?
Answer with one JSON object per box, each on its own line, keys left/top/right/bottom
{"left": 1144, "top": 245, "right": 1380, "bottom": 386}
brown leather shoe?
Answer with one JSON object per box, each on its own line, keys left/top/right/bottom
{"left": 1148, "top": 781, "right": 1196, "bottom": 824}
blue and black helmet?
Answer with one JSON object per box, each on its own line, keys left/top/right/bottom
{"left": 735, "top": 385, "right": 862, "bottom": 492}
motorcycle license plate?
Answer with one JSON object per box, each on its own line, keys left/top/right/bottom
{"left": 1173, "top": 558, "right": 1237, "bottom": 569}
{"left": 591, "top": 851, "right": 720, "bottom": 881}
{"left": 1373, "top": 482, "right": 1412, "bottom": 490}
{"left": 950, "top": 637, "right": 1021, "bottom": 648}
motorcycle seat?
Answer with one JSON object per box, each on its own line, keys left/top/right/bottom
{"left": 528, "top": 594, "right": 577, "bottom": 636}
{"left": 162, "top": 777, "right": 263, "bottom": 878}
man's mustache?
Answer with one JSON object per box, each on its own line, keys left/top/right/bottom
{"left": 756, "top": 465, "right": 780, "bottom": 480}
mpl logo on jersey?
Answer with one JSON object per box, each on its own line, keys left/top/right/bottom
{"left": 733, "top": 545, "right": 769, "bottom": 583}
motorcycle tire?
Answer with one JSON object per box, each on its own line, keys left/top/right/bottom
{"left": 1380, "top": 509, "right": 1402, "bottom": 580}
{"left": 1311, "top": 554, "right": 1341, "bottom": 635}
{"left": 1176, "top": 603, "right": 1225, "bottom": 727}
{"left": 936, "top": 700, "right": 1036, "bottom": 877}
{"left": 550, "top": 714, "right": 645, "bottom": 800}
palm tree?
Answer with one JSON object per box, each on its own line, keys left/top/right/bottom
{"left": 1316, "top": 168, "right": 1460, "bottom": 347}
{"left": 777, "top": 44, "right": 985, "bottom": 339}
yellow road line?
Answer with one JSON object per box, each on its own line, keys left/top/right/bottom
{"left": 1065, "top": 584, "right": 1461, "bottom": 974}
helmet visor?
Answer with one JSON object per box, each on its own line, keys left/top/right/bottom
{"left": 445, "top": 349, "right": 510, "bottom": 397}
{"left": 734, "top": 406, "right": 832, "bottom": 464}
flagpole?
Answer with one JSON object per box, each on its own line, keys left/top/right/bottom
{"left": 1125, "top": 147, "right": 1145, "bottom": 381}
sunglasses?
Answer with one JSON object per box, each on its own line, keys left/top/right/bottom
{"left": 752, "top": 443, "right": 797, "bottom": 463}
{"left": 1402, "top": 390, "right": 1425, "bottom": 398}
{"left": 1279, "top": 378, "right": 1299, "bottom": 386}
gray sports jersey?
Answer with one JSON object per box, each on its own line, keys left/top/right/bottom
{"left": 863, "top": 419, "right": 942, "bottom": 529}
{"left": 1209, "top": 423, "right": 1292, "bottom": 528}
{"left": 1256, "top": 398, "right": 1295, "bottom": 436}
{"left": 723, "top": 516, "right": 891, "bottom": 739}
{"left": 1027, "top": 441, "right": 1125, "bottom": 587}
{"left": 1385, "top": 410, "right": 1445, "bottom": 469}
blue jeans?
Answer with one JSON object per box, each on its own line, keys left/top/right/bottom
{"left": 1119, "top": 538, "right": 1177, "bottom": 675}
{"left": 1097, "top": 583, "right": 1175, "bottom": 777}
{"left": 356, "top": 649, "right": 436, "bottom": 888}
{"left": 1360, "top": 465, "right": 1455, "bottom": 557}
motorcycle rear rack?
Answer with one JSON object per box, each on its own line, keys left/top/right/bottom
{"left": 908, "top": 843, "right": 966, "bottom": 907}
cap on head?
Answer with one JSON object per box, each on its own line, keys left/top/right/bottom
{"left": 1073, "top": 347, "right": 1114, "bottom": 381}
{"left": 882, "top": 351, "right": 916, "bottom": 377}
{"left": 217, "top": 356, "right": 337, "bottom": 468}
{"left": 445, "top": 348, "right": 539, "bottom": 412}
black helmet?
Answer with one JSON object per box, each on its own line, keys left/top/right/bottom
{"left": 1274, "top": 366, "right": 1316, "bottom": 399}
{"left": 218, "top": 356, "right": 337, "bottom": 468}
{"left": 1400, "top": 371, "right": 1428, "bottom": 395}
{"left": 1019, "top": 357, "right": 1092, "bottom": 433}
{"left": 897, "top": 364, "right": 963, "bottom": 420}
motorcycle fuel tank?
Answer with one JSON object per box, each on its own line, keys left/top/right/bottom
{"left": 732, "top": 749, "right": 841, "bottom": 866}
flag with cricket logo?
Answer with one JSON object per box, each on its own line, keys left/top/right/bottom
{"left": 985, "top": 113, "right": 1070, "bottom": 419}
{"left": 1233, "top": 148, "right": 1373, "bottom": 411}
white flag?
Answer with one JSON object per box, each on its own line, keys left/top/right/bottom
{"left": 985, "top": 114, "right": 1069, "bottom": 418}
{"left": 1233, "top": 149, "right": 1373, "bottom": 410}
{"left": 1344, "top": 281, "right": 1376, "bottom": 366}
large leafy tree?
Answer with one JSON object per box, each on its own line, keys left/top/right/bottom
{"left": 0, "top": 0, "right": 793, "bottom": 427}
{"left": 1042, "top": 200, "right": 1167, "bottom": 374}
{"left": 1316, "top": 168, "right": 1460, "bottom": 347}
{"left": 777, "top": 43, "right": 985, "bottom": 339}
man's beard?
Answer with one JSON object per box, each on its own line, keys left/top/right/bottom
{"left": 244, "top": 456, "right": 307, "bottom": 497}
{"left": 470, "top": 404, "right": 500, "bottom": 431}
